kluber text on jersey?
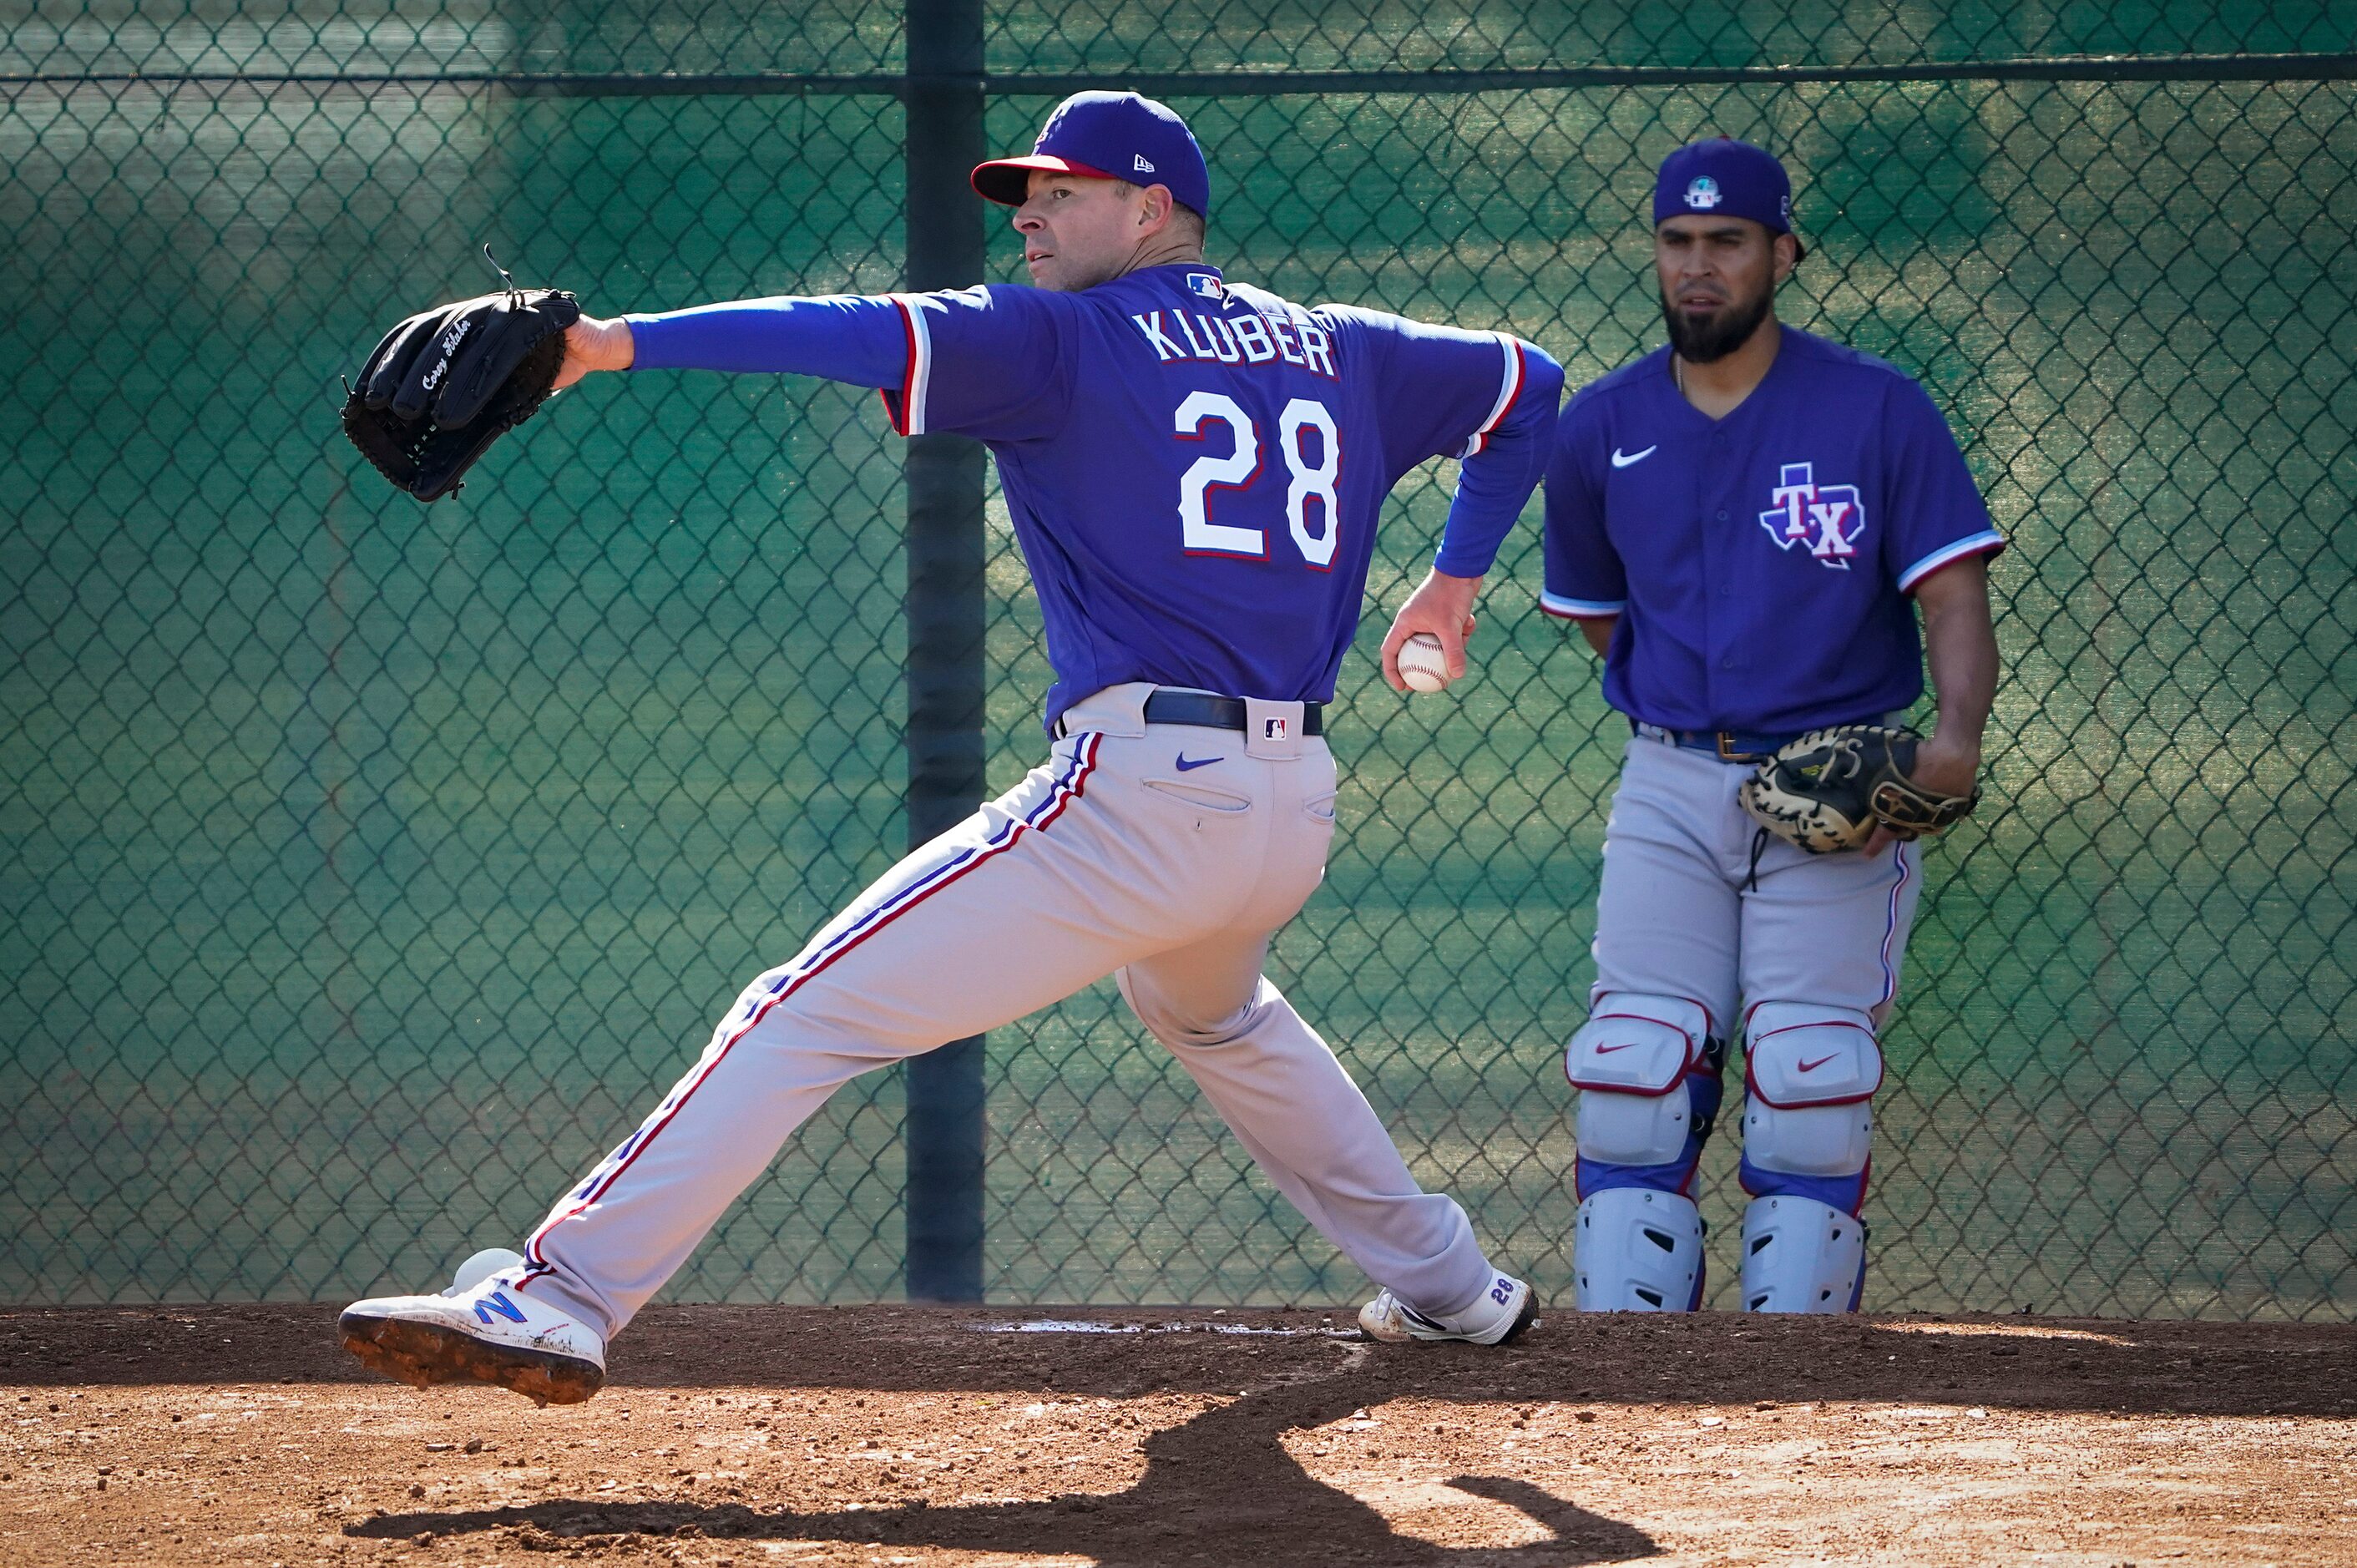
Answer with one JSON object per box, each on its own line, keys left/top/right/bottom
{"left": 630, "top": 266, "right": 1558, "bottom": 731}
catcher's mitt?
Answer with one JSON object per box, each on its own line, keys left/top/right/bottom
{"left": 1737, "top": 725, "right": 1980, "bottom": 854}
{"left": 341, "top": 260, "right": 579, "bottom": 502}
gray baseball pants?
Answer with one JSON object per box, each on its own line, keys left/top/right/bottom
{"left": 516, "top": 682, "right": 1492, "bottom": 1338}
{"left": 1570, "top": 731, "right": 1926, "bottom": 1313}
{"left": 1593, "top": 732, "right": 1925, "bottom": 1033}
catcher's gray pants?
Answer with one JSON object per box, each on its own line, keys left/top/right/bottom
{"left": 1593, "top": 732, "right": 1925, "bottom": 1033}
{"left": 1575, "top": 731, "right": 1925, "bottom": 1310}
{"left": 517, "top": 682, "right": 1492, "bottom": 1339}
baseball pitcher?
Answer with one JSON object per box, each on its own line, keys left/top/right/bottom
{"left": 1516, "top": 139, "right": 2002, "bottom": 1313}
{"left": 338, "top": 92, "right": 1562, "bottom": 1402}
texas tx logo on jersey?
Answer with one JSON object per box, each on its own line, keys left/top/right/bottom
{"left": 1759, "top": 462, "right": 1866, "bottom": 569}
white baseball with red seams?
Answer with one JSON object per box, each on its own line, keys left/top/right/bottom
{"left": 1398, "top": 633, "right": 1452, "bottom": 693}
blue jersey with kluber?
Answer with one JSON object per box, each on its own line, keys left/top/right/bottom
{"left": 1540, "top": 327, "right": 2003, "bottom": 734}
{"left": 886, "top": 267, "right": 1555, "bottom": 727}
{"left": 629, "top": 266, "right": 1559, "bottom": 731}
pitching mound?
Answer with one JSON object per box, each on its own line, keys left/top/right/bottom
{"left": 2, "top": 1303, "right": 2351, "bottom": 1565}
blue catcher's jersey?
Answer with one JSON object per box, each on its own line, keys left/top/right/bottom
{"left": 878, "top": 266, "right": 1553, "bottom": 730}
{"left": 1540, "top": 328, "right": 2004, "bottom": 734}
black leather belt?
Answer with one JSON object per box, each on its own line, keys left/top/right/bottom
{"left": 1145, "top": 691, "right": 1324, "bottom": 736}
{"left": 1632, "top": 719, "right": 1798, "bottom": 763}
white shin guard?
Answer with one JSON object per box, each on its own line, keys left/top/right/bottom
{"left": 1740, "top": 1195, "right": 1866, "bottom": 1313}
{"left": 1575, "top": 1187, "right": 1705, "bottom": 1312}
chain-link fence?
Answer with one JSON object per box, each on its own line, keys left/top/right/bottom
{"left": 3, "top": 3, "right": 2351, "bottom": 1319}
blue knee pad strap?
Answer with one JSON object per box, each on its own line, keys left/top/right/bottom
{"left": 1737, "top": 1154, "right": 1868, "bottom": 1217}
{"left": 1576, "top": 1039, "right": 1726, "bottom": 1201}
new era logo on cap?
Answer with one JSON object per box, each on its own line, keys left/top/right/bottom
{"left": 1134, "top": 153, "right": 1156, "bottom": 173}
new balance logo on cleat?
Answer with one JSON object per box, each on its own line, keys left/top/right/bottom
{"left": 340, "top": 1274, "right": 608, "bottom": 1405}
{"left": 473, "top": 1291, "right": 527, "bottom": 1326}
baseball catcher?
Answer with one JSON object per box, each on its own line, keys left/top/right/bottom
{"left": 1424, "top": 137, "right": 2002, "bottom": 1315}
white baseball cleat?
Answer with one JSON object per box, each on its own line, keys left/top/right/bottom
{"left": 338, "top": 1272, "right": 606, "bottom": 1405}
{"left": 1358, "top": 1272, "right": 1536, "bottom": 1346}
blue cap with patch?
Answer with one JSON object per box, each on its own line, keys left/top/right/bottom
{"left": 972, "top": 91, "right": 1211, "bottom": 219}
{"left": 1653, "top": 137, "right": 1798, "bottom": 240}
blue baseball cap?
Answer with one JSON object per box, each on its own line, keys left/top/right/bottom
{"left": 971, "top": 91, "right": 1211, "bottom": 219}
{"left": 1654, "top": 137, "right": 1803, "bottom": 255}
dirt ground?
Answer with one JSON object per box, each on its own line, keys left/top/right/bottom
{"left": 2, "top": 1304, "right": 2352, "bottom": 1567}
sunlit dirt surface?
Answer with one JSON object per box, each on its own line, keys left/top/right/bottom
{"left": 3, "top": 1304, "right": 2352, "bottom": 1565}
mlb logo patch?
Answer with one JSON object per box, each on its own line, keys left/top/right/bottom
{"left": 1262, "top": 716, "right": 1288, "bottom": 741}
{"left": 1186, "top": 271, "right": 1223, "bottom": 301}
{"left": 1685, "top": 175, "right": 1722, "bottom": 210}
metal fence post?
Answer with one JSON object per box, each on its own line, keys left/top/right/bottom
{"left": 900, "top": 0, "right": 989, "bottom": 1303}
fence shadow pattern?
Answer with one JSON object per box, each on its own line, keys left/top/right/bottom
{"left": 1, "top": 4, "right": 2351, "bottom": 1318}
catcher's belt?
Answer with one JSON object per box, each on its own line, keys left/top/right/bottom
{"left": 1633, "top": 720, "right": 1803, "bottom": 765}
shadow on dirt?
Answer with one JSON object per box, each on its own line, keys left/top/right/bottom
{"left": 3, "top": 1302, "right": 2352, "bottom": 1423}
{"left": 347, "top": 1352, "right": 1664, "bottom": 1566}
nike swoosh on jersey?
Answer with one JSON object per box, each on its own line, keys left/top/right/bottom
{"left": 1175, "top": 753, "right": 1222, "bottom": 771}
{"left": 1610, "top": 445, "right": 1657, "bottom": 468}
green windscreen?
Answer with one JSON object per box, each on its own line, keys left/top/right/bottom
{"left": 2, "top": 3, "right": 2350, "bottom": 1317}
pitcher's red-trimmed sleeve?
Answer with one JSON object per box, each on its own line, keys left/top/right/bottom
{"left": 1322, "top": 306, "right": 1563, "bottom": 577}
{"left": 877, "top": 286, "right": 1076, "bottom": 442}
{"left": 1432, "top": 336, "right": 1561, "bottom": 577}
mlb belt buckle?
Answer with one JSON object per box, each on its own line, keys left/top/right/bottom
{"left": 1141, "top": 690, "right": 1326, "bottom": 736}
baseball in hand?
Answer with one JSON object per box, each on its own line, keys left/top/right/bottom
{"left": 1398, "top": 632, "right": 1454, "bottom": 693}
